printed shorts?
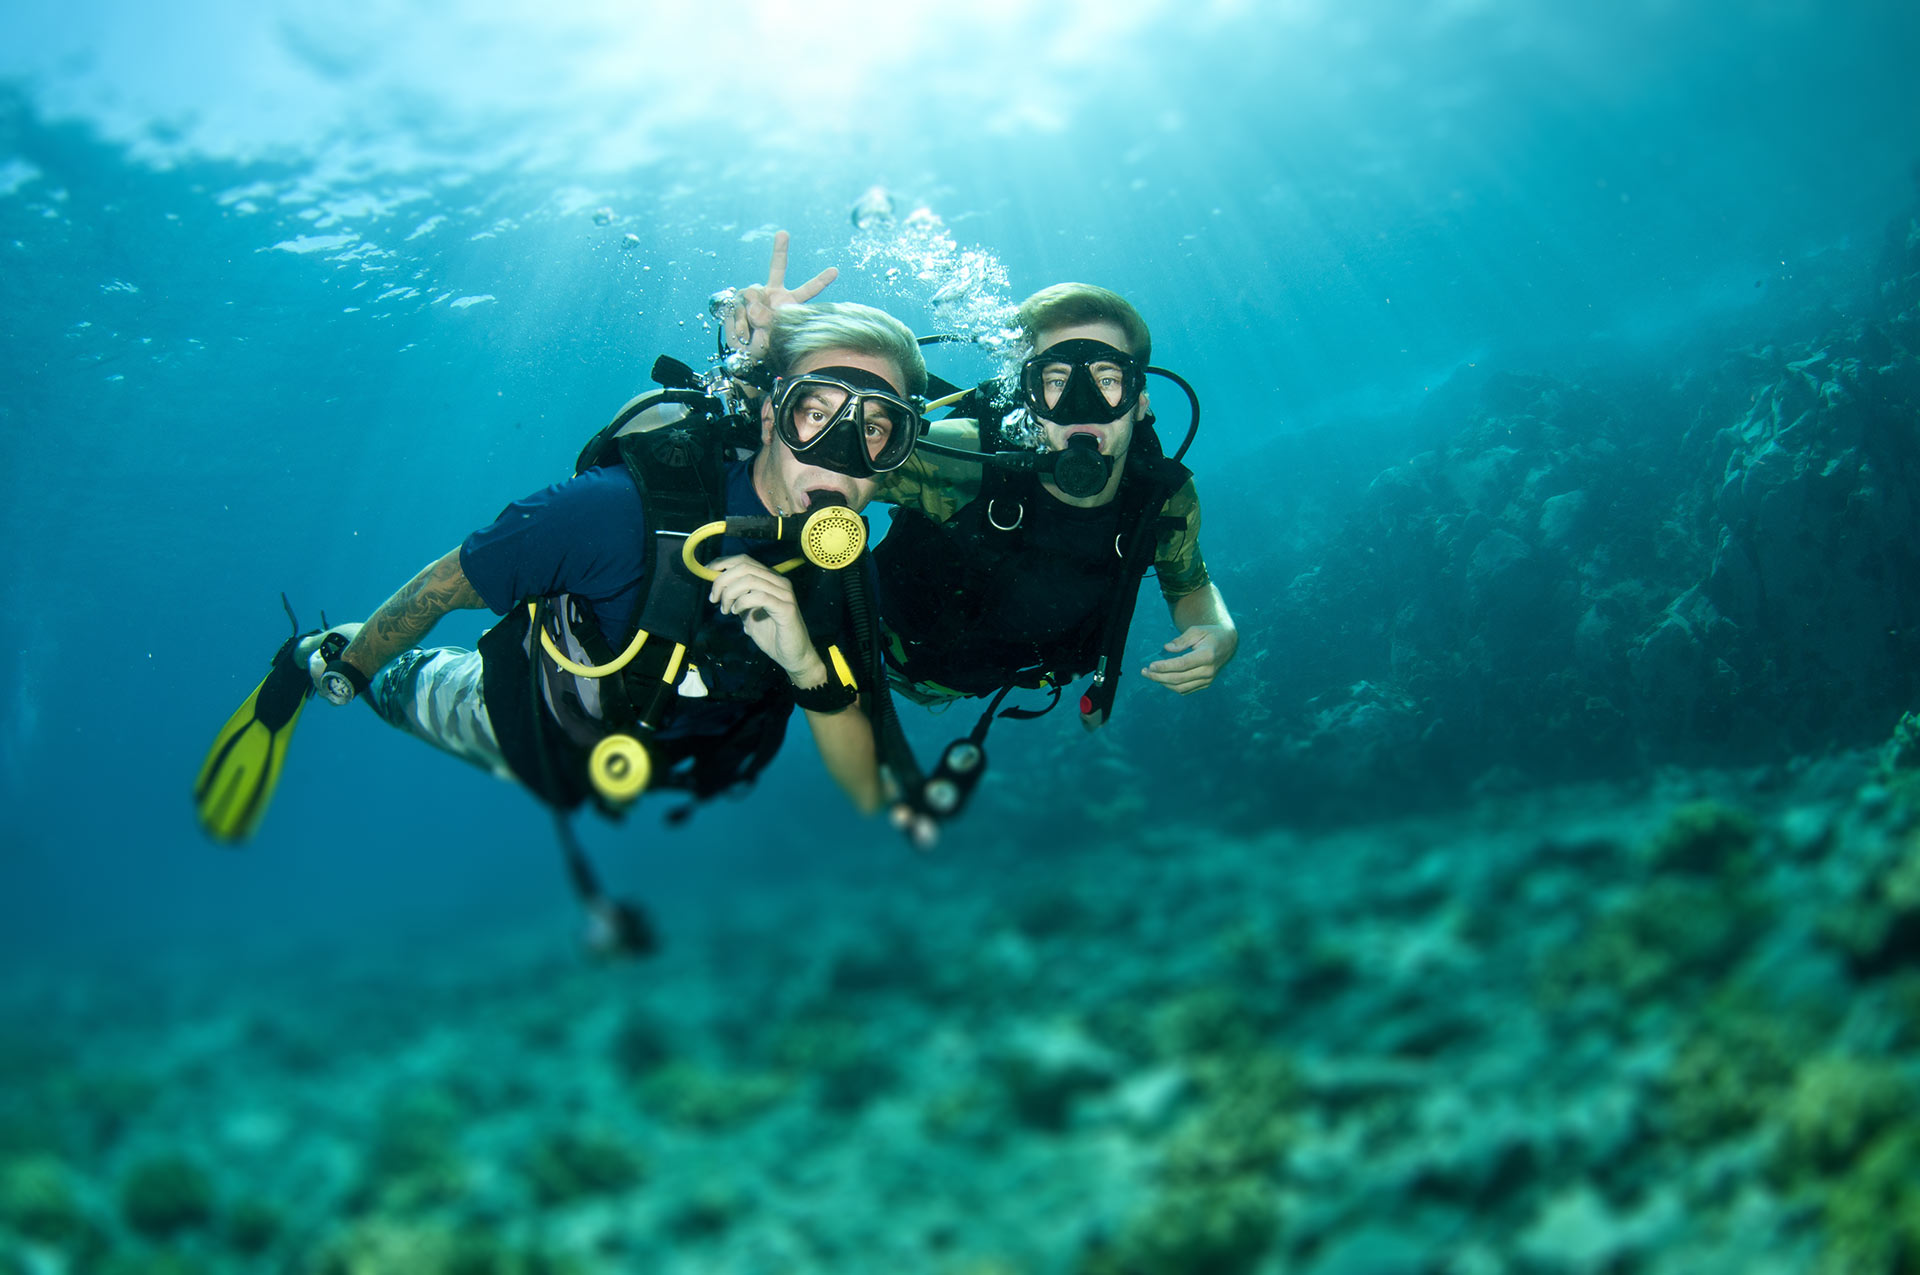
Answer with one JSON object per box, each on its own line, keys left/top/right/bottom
{"left": 368, "top": 647, "right": 515, "bottom": 782}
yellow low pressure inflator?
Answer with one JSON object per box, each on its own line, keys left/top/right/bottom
{"left": 589, "top": 734, "right": 651, "bottom": 802}
{"left": 526, "top": 604, "right": 687, "bottom": 806}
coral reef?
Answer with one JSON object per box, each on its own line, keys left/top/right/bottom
{"left": 1113, "top": 211, "right": 1920, "bottom": 825}
{"left": 118, "top": 1153, "right": 217, "bottom": 1239}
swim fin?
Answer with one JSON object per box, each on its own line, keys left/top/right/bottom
{"left": 194, "top": 633, "right": 314, "bottom": 842}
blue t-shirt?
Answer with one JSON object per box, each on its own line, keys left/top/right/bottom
{"left": 460, "top": 460, "right": 771, "bottom": 639}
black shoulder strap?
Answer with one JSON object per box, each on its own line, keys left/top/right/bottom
{"left": 961, "top": 382, "right": 1017, "bottom": 450}
{"left": 617, "top": 422, "right": 725, "bottom": 535}
{"left": 1080, "top": 441, "right": 1193, "bottom": 726}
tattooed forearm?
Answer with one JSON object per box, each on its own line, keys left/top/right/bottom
{"left": 342, "top": 547, "right": 483, "bottom": 676}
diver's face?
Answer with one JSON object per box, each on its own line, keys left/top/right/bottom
{"left": 1030, "top": 321, "right": 1148, "bottom": 464}
{"left": 754, "top": 348, "right": 907, "bottom": 514}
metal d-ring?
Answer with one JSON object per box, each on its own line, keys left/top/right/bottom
{"left": 988, "top": 499, "right": 1025, "bottom": 531}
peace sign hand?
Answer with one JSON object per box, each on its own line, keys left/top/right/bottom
{"left": 726, "top": 230, "right": 840, "bottom": 359}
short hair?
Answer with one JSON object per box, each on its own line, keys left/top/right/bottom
{"left": 1018, "top": 283, "right": 1152, "bottom": 368}
{"left": 768, "top": 302, "right": 927, "bottom": 398}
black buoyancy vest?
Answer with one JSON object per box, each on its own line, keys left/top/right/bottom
{"left": 875, "top": 396, "right": 1190, "bottom": 701}
{"left": 479, "top": 367, "right": 847, "bottom": 813}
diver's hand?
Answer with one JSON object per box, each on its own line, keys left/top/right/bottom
{"left": 1141, "top": 623, "right": 1238, "bottom": 695}
{"left": 726, "top": 230, "right": 839, "bottom": 359}
{"left": 889, "top": 802, "right": 941, "bottom": 852}
{"left": 298, "top": 622, "right": 368, "bottom": 705}
{"left": 707, "top": 555, "right": 816, "bottom": 674}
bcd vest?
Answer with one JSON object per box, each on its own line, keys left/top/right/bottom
{"left": 875, "top": 391, "right": 1190, "bottom": 710}
{"left": 478, "top": 360, "right": 851, "bottom": 814}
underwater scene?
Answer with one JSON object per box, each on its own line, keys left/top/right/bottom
{"left": 6, "top": 1, "right": 1920, "bottom": 1271}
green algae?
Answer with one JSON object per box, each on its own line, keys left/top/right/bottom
{"left": 521, "top": 1128, "right": 644, "bottom": 1206}
{"left": 1779, "top": 1054, "right": 1913, "bottom": 1173}
{"left": 1821, "top": 833, "right": 1920, "bottom": 976}
{"left": 351, "top": 1087, "right": 472, "bottom": 1215}
{"left": 301, "top": 1217, "right": 579, "bottom": 1275}
{"left": 0, "top": 1153, "right": 91, "bottom": 1248}
{"left": 1808, "top": 1124, "right": 1920, "bottom": 1274}
{"left": 1646, "top": 799, "right": 1759, "bottom": 877}
{"left": 1657, "top": 997, "right": 1811, "bottom": 1146}
{"left": 1541, "top": 876, "right": 1768, "bottom": 1004}
{"left": 1076, "top": 1045, "right": 1294, "bottom": 1275}
{"left": 763, "top": 1012, "right": 898, "bottom": 1114}
{"left": 1883, "top": 710, "right": 1920, "bottom": 775}
{"left": 631, "top": 1062, "right": 795, "bottom": 1132}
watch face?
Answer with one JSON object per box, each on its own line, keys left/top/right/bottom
{"left": 321, "top": 670, "right": 355, "bottom": 703}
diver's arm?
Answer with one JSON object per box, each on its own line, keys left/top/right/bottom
{"left": 918, "top": 420, "right": 989, "bottom": 484}
{"left": 797, "top": 691, "right": 883, "bottom": 814}
{"left": 340, "top": 547, "right": 485, "bottom": 679}
{"left": 1142, "top": 583, "right": 1240, "bottom": 695}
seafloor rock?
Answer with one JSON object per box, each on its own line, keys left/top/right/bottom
{"left": 1884, "top": 709, "right": 1920, "bottom": 775}
{"left": 991, "top": 1020, "right": 1121, "bottom": 1132}
{"left": 1822, "top": 834, "right": 1920, "bottom": 977}
{"left": 1515, "top": 1181, "right": 1681, "bottom": 1274}
{"left": 1644, "top": 799, "right": 1759, "bottom": 878}
{"left": 117, "top": 1153, "right": 217, "bottom": 1239}
{"left": 1296, "top": 1224, "right": 1431, "bottom": 1275}
{"left": 16, "top": 749, "right": 1920, "bottom": 1272}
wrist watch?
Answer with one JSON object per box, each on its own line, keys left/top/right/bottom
{"left": 320, "top": 658, "right": 372, "bottom": 706}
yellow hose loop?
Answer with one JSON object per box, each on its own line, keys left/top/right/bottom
{"left": 529, "top": 603, "right": 648, "bottom": 679}
{"left": 682, "top": 519, "right": 804, "bottom": 580}
{"left": 681, "top": 521, "right": 730, "bottom": 581}
{"left": 661, "top": 643, "right": 686, "bottom": 686}
{"left": 925, "top": 387, "right": 971, "bottom": 412}
{"left": 589, "top": 734, "right": 650, "bottom": 803}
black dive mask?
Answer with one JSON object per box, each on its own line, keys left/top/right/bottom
{"left": 772, "top": 366, "right": 924, "bottom": 478}
{"left": 1019, "top": 339, "right": 1146, "bottom": 426}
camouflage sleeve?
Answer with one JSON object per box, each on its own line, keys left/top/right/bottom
{"left": 873, "top": 420, "right": 985, "bottom": 524}
{"left": 1154, "top": 478, "right": 1212, "bottom": 600}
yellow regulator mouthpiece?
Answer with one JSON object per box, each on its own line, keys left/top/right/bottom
{"left": 799, "top": 504, "right": 865, "bottom": 570}
{"left": 589, "top": 734, "right": 651, "bottom": 803}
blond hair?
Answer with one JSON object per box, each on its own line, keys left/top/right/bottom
{"left": 1017, "top": 283, "right": 1151, "bottom": 367}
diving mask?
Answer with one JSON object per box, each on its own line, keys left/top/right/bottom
{"left": 1019, "top": 339, "right": 1146, "bottom": 425}
{"left": 771, "top": 367, "right": 924, "bottom": 477}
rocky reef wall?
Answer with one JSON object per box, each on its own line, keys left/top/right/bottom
{"left": 1121, "top": 206, "right": 1920, "bottom": 826}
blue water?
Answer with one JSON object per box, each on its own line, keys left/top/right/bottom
{"left": 1, "top": 0, "right": 1915, "bottom": 1004}
{"left": 8, "top": 5, "right": 1920, "bottom": 1272}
